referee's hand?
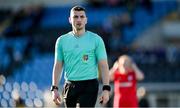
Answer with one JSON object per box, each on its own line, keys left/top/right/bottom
{"left": 99, "top": 90, "right": 110, "bottom": 106}
{"left": 52, "top": 89, "right": 61, "bottom": 105}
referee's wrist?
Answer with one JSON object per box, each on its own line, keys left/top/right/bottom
{"left": 50, "top": 85, "right": 59, "bottom": 91}
{"left": 102, "top": 85, "right": 111, "bottom": 91}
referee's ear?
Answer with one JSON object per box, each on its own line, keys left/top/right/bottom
{"left": 69, "top": 17, "right": 72, "bottom": 24}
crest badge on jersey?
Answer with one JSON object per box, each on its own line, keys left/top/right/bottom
{"left": 82, "top": 54, "right": 89, "bottom": 63}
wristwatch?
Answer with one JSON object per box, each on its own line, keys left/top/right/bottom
{"left": 50, "top": 85, "right": 58, "bottom": 91}
{"left": 102, "top": 85, "right": 111, "bottom": 91}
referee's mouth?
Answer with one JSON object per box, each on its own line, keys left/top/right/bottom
{"left": 77, "top": 23, "right": 82, "bottom": 26}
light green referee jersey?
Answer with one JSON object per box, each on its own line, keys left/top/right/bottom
{"left": 55, "top": 31, "right": 107, "bottom": 81}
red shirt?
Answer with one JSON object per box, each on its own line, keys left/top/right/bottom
{"left": 113, "top": 69, "right": 138, "bottom": 108}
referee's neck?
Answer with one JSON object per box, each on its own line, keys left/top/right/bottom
{"left": 72, "top": 29, "right": 86, "bottom": 36}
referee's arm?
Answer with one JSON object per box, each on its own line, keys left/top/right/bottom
{"left": 51, "top": 60, "right": 63, "bottom": 105}
{"left": 52, "top": 60, "right": 63, "bottom": 86}
{"left": 98, "top": 59, "right": 110, "bottom": 105}
{"left": 98, "top": 59, "right": 110, "bottom": 85}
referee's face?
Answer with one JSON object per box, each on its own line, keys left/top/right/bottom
{"left": 69, "top": 11, "right": 87, "bottom": 31}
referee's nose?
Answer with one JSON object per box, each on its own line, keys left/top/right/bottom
{"left": 77, "top": 16, "right": 82, "bottom": 22}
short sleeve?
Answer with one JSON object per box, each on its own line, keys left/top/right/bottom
{"left": 55, "top": 37, "right": 64, "bottom": 62}
{"left": 95, "top": 36, "right": 107, "bottom": 62}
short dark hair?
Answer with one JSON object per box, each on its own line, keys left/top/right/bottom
{"left": 71, "top": 5, "right": 86, "bottom": 12}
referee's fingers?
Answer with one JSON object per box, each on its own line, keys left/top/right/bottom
{"left": 53, "top": 97, "right": 61, "bottom": 105}
{"left": 99, "top": 96, "right": 103, "bottom": 104}
{"left": 58, "top": 96, "right": 61, "bottom": 100}
{"left": 57, "top": 96, "right": 61, "bottom": 103}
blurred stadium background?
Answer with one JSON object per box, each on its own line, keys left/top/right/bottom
{"left": 0, "top": 0, "right": 180, "bottom": 107}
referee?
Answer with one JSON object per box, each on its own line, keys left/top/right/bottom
{"left": 51, "top": 5, "right": 111, "bottom": 107}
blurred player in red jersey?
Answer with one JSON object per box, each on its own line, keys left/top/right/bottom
{"left": 110, "top": 55, "right": 144, "bottom": 108}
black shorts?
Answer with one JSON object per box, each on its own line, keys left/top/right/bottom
{"left": 62, "top": 79, "right": 99, "bottom": 107}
